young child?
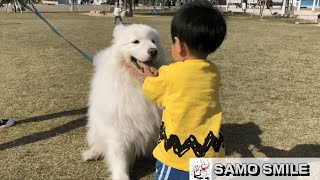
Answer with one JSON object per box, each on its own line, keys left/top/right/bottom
{"left": 112, "top": 2, "right": 123, "bottom": 24}
{"left": 242, "top": 1, "right": 247, "bottom": 14}
{"left": 316, "top": 14, "right": 320, "bottom": 26}
{"left": 133, "top": 0, "right": 227, "bottom": 179}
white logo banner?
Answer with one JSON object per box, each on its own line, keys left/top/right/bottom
{"left": 190, "top": 158, "right": 320, "bottom": 180}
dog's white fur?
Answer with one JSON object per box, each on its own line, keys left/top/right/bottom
{"left": 82, "top": 24, "right": 166, "bottom": 180}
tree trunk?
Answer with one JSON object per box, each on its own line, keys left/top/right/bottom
{"left": 126, "top": 0, "right": 133, "bottom": 16}
{"left": 161, "top": 0, "right": 164, "bottom": 10}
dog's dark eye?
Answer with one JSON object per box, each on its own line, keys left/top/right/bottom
{"left": 133, "top": 40, "right": 140, "bottom": 44}
{"left": 152, "top": 40, "right": 155, "bottom": 44}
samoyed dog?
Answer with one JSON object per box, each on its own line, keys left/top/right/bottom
{"left": 82, "top": 24, "right": 166, "bottom": 180}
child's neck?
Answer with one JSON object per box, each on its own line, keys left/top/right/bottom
{"left": 178, "top": 53, "right": 207, "bottom": 62}
{"left": 183, "top": 48, "right": 208, "bottom": 61}
{"left": 187, "top": 54, "right": 207, "bottom": 60}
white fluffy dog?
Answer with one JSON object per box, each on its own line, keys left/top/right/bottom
{"left": 82, "top": 24, "right": 166, "bottom": 180}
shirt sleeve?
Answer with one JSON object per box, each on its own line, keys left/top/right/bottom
{"left": 142, "top": 66, "right": 167, "bottom": 107}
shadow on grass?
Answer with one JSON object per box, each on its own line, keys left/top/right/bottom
{"left": 14, "top": 107, "right": 87, "bottom": 125}
{"left": 131, "top": 158, "right": 156, "bottom": 180}
{"left": 0, "top": 108, "right": 87, "bottom": 151}
{"left": 0, "top": 117, "right": 86, "bottom": 151}
{"left": 223, "top": 122, "right": 320, "bottom": 157}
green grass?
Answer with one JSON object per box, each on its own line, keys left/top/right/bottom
{"left": 1, "top": 12, "right": 320, "bottom": 179}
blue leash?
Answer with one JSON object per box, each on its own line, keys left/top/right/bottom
{"left": 17, "top": 0, "right": 93, "bottom": 63}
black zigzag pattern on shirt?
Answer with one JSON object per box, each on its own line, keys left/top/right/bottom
{"left": 158, "top": 122, "right": 224, "bottom": 157}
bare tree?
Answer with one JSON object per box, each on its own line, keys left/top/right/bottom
{"left": 126, "top": 0, "right": 133, "bottom": 16}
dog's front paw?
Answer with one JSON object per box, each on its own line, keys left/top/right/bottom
{"left": 82, "top": 149, "right": 103, "bottom": 161}
{"left": 111, "top": 172, "right": 130, "bottom": 180}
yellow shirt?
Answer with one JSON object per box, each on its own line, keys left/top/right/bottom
{"left": 142, "top": 59, "right": 225, "bottom": 172}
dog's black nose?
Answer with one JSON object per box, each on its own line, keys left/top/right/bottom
{"left": 148, "top": 48, "right": 158, "bottom": 57}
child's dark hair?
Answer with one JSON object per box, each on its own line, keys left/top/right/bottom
{"left": 318, "top": 14, "right": 320, "bottom": 19}
{"left": 171, "top": 0, "right": 226, "bottom": 56}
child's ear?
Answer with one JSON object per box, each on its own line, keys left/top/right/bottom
{"left": 173, "top": 37, "right": 187, "bottom": 53}
{"left": 173, "top": 37, "right": 182, "bottom": 53}
{"left": 174, "top": 37, "right": 188, "bottom": 58}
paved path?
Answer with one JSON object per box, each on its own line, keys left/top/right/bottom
{"left": 0, "top": 4, "right": 114, "bottom": 12}
{"left": 1, "top": 3, "right": 319, "bottom": 20}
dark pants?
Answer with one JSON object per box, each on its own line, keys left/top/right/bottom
{"left": 113, "top": 15, "right": 123, "bottom": 23}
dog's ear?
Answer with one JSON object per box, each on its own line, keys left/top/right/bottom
{"left": 113, "top": 24, "right": 125, "bottom": 39}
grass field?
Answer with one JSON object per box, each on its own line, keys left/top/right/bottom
{"left": 1, "top": 12, "right": 320, "bottom": 179}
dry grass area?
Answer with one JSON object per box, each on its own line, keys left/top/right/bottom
{"left": 1, "top": 12, "right": 320, "bottom": 179}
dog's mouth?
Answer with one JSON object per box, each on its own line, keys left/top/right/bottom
{"left": 131, "top": 56, "right": 153, "bottom": 73}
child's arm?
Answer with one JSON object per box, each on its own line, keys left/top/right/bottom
{"left": 142, "top": 67, "right": 166, "bottom": 107}
{"left": 129, "top": 61, "right": 166, "bottom": 107}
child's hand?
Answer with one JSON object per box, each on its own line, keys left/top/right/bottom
{"left": 128, "top": 61, "right": 158, "bottom": 82}
{"left": 138, "top": 61, "right": 158, "bottom": 77}
{"left": 136, "top": 61, "right": 158, "bottom": 81}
